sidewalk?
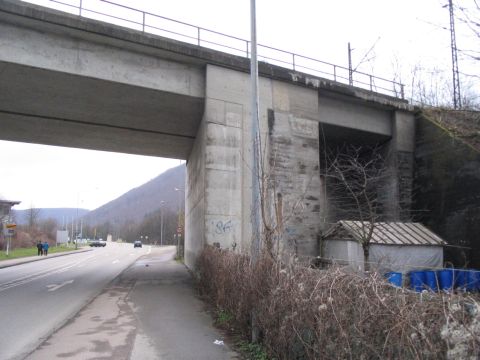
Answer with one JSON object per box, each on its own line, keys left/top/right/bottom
{"left": 0, "top": 247, "right": 92, "bottom": 269}
{"left": 26, "top": 246, "right": 240, "bottom": 360}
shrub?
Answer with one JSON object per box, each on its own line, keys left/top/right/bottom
{"left": 196, "top": 246, "right": 480, "bottom": 359}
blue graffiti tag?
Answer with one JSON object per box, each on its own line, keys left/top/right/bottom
{"left": 214, "top": 220, "right": 233, "bottom": 235}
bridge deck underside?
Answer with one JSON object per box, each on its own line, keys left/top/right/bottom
{"left": 0, "top": 61, "right": 203, "bottom": 159}
{"left": 319, "top": 122, "right": 391, "bottom": 147}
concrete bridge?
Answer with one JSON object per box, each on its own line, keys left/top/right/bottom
{"left": 0, "top": 0, "right": 415, "bottom": 268}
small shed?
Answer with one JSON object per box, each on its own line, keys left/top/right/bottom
{"left": 322, "top": 220, "right": 446, "bottom": 274}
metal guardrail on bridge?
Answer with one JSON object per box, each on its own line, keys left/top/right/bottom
{"left": 41, "top": 0, "right": 405, "bottom": 99}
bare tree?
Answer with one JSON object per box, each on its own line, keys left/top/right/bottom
{"left": 323, "top": 144, "right": 391, "bottom": 270}
{"left": 25, "top": 207, "right": 41, "bottom": 233}
{"left": 40, "top": 218, "right": 58, "bottom": 240}
{"left": 456, "top": 0, "right": 480, "bottom": 63}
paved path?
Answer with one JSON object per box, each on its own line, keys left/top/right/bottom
{"left": 26, "top": 246, "right": 239, "bottom": 360}
{"left": 0, "top": 243, "right": 148, "bottom": 360}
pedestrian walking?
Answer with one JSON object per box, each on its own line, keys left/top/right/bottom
{"left": 36, "top": 241, "right": 43, "bottom": 256}
{"left": 43, "top": 241, "right": 49, "bottom": 256}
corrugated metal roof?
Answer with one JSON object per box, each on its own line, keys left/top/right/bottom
{"left": 327, "top": 221, "right": 446, "bottom": 246}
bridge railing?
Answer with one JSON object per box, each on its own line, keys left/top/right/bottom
{"left": 42, "top": 0, "right": 405, "bottom": 99}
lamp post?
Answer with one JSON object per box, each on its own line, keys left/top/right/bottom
{"left": 160, "top": 200, "right": 166, "bottom": 246}
{"left": 174, "top": 187, "right": 184, "bottom": 258}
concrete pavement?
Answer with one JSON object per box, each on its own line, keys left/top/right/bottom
{"left": 26, "top": 246, "right": 239, "bottom": 360}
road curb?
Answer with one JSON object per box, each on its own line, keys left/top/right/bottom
{"left": 0, "top": 248, "right": 93, "bottom": 269}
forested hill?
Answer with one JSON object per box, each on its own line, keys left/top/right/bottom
{"left": 82, "top": 164, "right": 185, "bottom": 226}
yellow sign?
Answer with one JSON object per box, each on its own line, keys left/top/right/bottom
{"left": 6, "top": 223, "right": 16, "bottom": 229}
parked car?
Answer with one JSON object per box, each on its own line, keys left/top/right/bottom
{"left": 89, "top": 239, "right": 106, "bottom": 247}
{"left": 134, "top": 240, "right": 142, "bottom": 248}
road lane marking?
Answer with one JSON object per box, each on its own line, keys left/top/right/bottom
{"left": 46, "top": 279, "right": 74, "bottom": 292}
{"left": 0, "top": 254, "right": 97, "bottom": 292}
{"left": 112, "top": 259, "right": 120, "bottom": 264}
{"left": 147, "top": 246, "right": 152, "bottom": 254}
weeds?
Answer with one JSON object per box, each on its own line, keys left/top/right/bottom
{"left": 238, "top": 341, "right": 270, "bottom": 360}
{"left": 196, "top": 245, "right": 480, "bottom": 359}
{"left": 216, "top": 309, "right": 234, "bottom": 326}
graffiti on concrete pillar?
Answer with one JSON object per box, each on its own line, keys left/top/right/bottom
{"left": 212, "top": 220, "right": 233, "bottom": 235}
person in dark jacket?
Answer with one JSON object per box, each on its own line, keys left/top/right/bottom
{"left": 42, "top": 241, "right": 49, "bottom": 256}
{"left": 36, "top": 241, "right": 43, "bottom": 256}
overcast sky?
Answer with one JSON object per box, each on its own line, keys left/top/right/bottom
{"left": 1, "top": 0, "right": 478, "bottom": 210}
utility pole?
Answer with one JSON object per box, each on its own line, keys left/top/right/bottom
{"left": 160, "top": 201, "right": 165, "bottom": 246}
{"left": 348, "top": 42, "right": 353, "bottom": 86}
{"left": 447, "top": 0, "right": 461, "bottom": 108}
{"left": 250, "top": 0, "right": 262, "bottom": 344}
{"left": 71, "top": 217, "right": 74, "bottom": 247}
{"left": 174, "top": 188, "right": 184, "bottom": 257}
{"left": 250, "top": 0, "right": 261, "bottom": 262}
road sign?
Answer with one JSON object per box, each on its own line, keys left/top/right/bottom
{"left": 177, "top": 227, "right": 183, "bottom": 234}
{"left": 5, "top": 223, "right": 16, "bottom": 229}
{"left": 3, "top": 227, "right": 15, "bottom": 236}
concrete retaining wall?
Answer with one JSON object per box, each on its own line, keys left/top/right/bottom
{"left": 413, "top": 114, "right": 480, "bottom": 268}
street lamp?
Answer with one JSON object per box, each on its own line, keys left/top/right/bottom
{"left": 174, "top": 187, "right": 184, "bottom": 258}
{"left": 160, "top": 200, "right": 166, "bottom": 246}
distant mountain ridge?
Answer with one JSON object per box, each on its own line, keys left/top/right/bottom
{"left": 12, "top": 164, "right": 186, "bottom": 227}
{"left": 83, "top": 164, "right": 185, "bottom": 226}
{"left": 13, "top": 208, "right": 89, "bottom": 225}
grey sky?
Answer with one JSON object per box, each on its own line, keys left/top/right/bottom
{"left": 1, "top": 0, "right": 477, "bottom": 210}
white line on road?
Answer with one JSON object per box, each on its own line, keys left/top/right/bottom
{"left": 0, "top": 254, "right": 97, "bottom": 292}
{"left": 147, "top": 246, "right": 152, "bottom": 254}
{"left": 46, "top": 279, "right": 74, "bottom": 292}
{"left": 112, "top": 259, "right": 120, "bottom": 264}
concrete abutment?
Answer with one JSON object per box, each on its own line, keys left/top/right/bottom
{"left": 185, "top": 64, "right": 416, "bottom": 268}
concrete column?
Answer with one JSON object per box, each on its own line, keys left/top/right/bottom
{"left": 186, "top": 65, "right": 251, "bottom": 267}
{"left": 203, "top": 97, "right": 243, "bottom": 251}
{"left": 267, "top": 111, "right": 322, "bottom": 257}
{"left": 185, "top": 118, "right": 206, "bottom": 268}
{"left": 385, "top": 110, "right": 416, "bottom": 221}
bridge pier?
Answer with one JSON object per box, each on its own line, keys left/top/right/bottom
{"left": 186, "top": 65, "right": 416, "bottom": 268}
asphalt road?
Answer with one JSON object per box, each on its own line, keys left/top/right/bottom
{"left": 25, "top": 246, "right": 239, "bottom": 360}
{"left": 0, "top": 242, "right": 149, "bottom": 360}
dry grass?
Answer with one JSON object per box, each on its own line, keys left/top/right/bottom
{"left": 196, "top": 246, "right": 480, "bottom": 359}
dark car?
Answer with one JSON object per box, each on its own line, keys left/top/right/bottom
{"left": 134, "top": 240, "right": 142, "bottom": 248}
{"left": 89, "top": 240, "right": 106, "bottom": 247}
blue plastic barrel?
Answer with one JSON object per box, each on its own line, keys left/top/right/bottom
{"left": 424, "top": 270, "right": 438, "bottom": 292}
{"left": 410, "top": 271, "right": 426, "bottom": 292}
{"left": 465, "top": 270, "right": 480, "bottom": 292}
{"left": 475, "top": 270, "right": 480, "bottom": 292}
{"left": 437, "top": 269, "right": 455, "bottom": 291}
{"left": 385, "top": 272, "right": 402, "bottom": 287}
{"left": 455, "top": 269, "right": 467, "bottom": 290}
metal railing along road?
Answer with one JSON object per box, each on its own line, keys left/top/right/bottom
{"left": 39, "top": 0, "right": 405, "bottom": 99}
